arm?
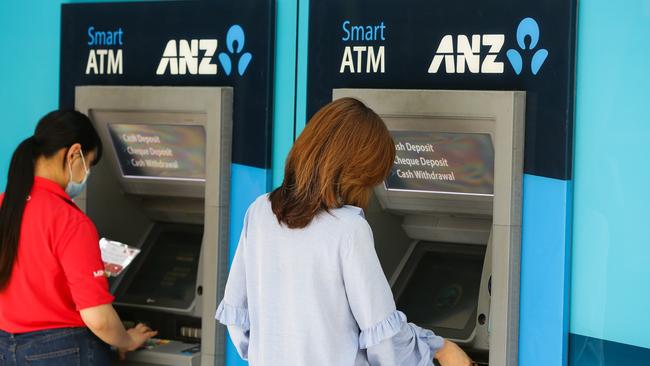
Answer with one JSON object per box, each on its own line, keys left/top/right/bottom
{"left": 55, "top": 218, "right": 156, "bottom": 355}
{"left": 80, "top": 304, "right": 156, "bottom": 351}
{"left": 342, "top": 217, "right": 471, "bottom": 366}
{"left": 367, "top": 324, "right": 472, "bottom": 366}
{"left": 435, "top": 340, "right": 474, "bottom": 366}
{"left": 366, "top": 318, "right": 442, "bottom": 366}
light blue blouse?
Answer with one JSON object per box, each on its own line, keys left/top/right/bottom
{"left": 216, "top": 195, "right": 444, "bottom": 365}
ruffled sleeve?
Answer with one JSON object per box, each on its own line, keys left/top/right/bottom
{"left": 341, "top": 218, "right": 444, "bottom": 365}
{"left": 411, "top": 324, "right": 446, "bottom": 352}
{"left": 359, "top": 310, "right": 406, "bottom": 349}
{"left": 362, "top": 311, "right": 445, "bottom": 366}
{"left": 215, "top": 301, "right": 250, "bottom": 330}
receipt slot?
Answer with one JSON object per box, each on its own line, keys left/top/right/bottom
{"left": 333, "top": 89, "right": 524, "bottom": 365}
{"left": 75, "top": 86, "right": 233, "bottom": 366}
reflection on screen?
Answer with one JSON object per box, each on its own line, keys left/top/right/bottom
{"left": 397, "top": 250, "right": 483, "bottom": 331}
{"left": 108, "top": 124, "right": 206, "bottom": 180}
{"left": 123, "top": 227, "right": 202, "bottom": 308}
{"left": 386, "top": 131, "right": 494, "bottom": 195}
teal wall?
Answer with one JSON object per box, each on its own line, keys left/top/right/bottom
{"left": 293, "top": 0, "right": 309, "bottom": 138}
{"left": 0, "top": 0, "right": 159, "bottom": 189}
{"left": 272, "top": 0, "right": 308, "bottom": 188}
{"left": 271, "top": 0, "right": 299, "bottom": 188}
{"left": 570, "top": 0, "right": 650, "bottom": 362}
{"left": 0, "top": 1, "right": 68, "bottom": 189}
{"left": 3, "top": 1, "right": 650, "bottom": 365}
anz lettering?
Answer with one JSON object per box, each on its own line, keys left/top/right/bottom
{"left": 428, "top": 34, "right": 505, "bottom": 74}
{"left": 156, "top": 39, "right": 219, "bottom": 75}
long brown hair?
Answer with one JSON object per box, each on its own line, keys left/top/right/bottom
{"left": 270, "top": 97, "right": 395, "bottom": 229}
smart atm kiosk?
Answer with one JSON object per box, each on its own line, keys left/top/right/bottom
{"left": 75, "top": 86, "right": 233, "bottom": 366}
{"left": 333, "top": 89, "right": 525, "bottom": 365}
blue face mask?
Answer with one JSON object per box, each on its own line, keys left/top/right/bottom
{"left": 65, "top": 150, "right": 90, "bottom": 199}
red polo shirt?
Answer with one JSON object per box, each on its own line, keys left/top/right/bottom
{"left": 0, "top": 176, "right": 114, "bottom": 333}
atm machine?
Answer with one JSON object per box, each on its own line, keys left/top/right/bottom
{"left": 75, "top": 86, "right": 233, "bottom": 366}
{"left": 333, "top": 89, "right": 525, "bottom": 365}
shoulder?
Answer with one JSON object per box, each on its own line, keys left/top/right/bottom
{"left": 44, "top": 196, "right": 97, "bottom": 235}
{"left": 336, "top": 210, "right": 375, "bottom": 259}
{"left": 329, "top": 205, "right": 368, "bottom": 230}
{"left": 330, "top": 205, "right": 365, "bottom": 221}
{"left": 239, "top": 193, "right": 274, "bottom": 228}
{"left": 59, "top": 198, "right": 93, "bottom": 223}
{"left": 25, "top": 191, "right": 98, "bottom": 250}
{"left": 52, "top": 206, "right": 99, "bottom": 254}
{"left": 328, "top": 205, "right": 373, "bottom": 243}
{"left": 253, "top": 193, "right": 271, "bottom": 207}
{"left": 28, "top": 188, "right": 84, "bottom": 219}
{"left": 247, "top": 193, "right": 272, "bottom": 216}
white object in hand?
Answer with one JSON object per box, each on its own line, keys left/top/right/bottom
{"left": 99, "top": 238, "right": 140, "bottom": 277}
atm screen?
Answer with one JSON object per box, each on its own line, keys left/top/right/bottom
{"left": 395, "top": 244, "right": 484, "bottom": 337}
{"left": 108, "top": 124, "right": 206, "bottom": 181}
{"left": 386, "top": 131, "right": 494, "bottom": 195}
{"left": 117, "top": 224, "right": 203, "bottom": 310}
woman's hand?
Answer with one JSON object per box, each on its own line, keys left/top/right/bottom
{"left": 435, "top": 340, "right": 473, "bottom": 366}
{"left": 118, "top": 323, "right": 158, "bottom": 360}
{"left": 80, "top": 304, "right": 157, "bottom": 360}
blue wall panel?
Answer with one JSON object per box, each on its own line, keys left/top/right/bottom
{"left": 226, "top": 163, "right": 268, "bottom": 366}
{"left": 570, "top": 0, "right": 650, "bottom": 357}
{"left": 570, "top": 334, "right": 650, "bottom": 366}
{"left": 271, "top": 0, "right": 298, "bottom": 189}
{"left": 294, "top": 0, "right": 309, "bottom": 136}
{"left": 0, "top": 1, "right": 67, "bottom": 189}
{"left": 519, "top": 174, "right": 572, "bottom": 366}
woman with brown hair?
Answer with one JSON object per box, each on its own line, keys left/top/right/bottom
{"left": 216, "top": 98, "right": 472, "bottom": 366}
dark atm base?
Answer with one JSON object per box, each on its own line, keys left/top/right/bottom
{"left": 115, "top": 306, "right": 202, "bottom": 344}
{"left": 434, "top": 360, "right": 487, "bottom": 365}
{"left": 466, "top": 350, "right": 489, "bottom": 365}
{"left": 433, "top": 350, "right": 488, "bottom": 366}
{"left": 435, "top": 360, "right": 483, "bottom": 366}
{"left": 110, "top": 339, "right": 200, "bottom": 366}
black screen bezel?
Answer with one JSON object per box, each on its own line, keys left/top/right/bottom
{"left": 115, "top": 223, "right": 204, "bottom": 311}
{"left": 393, "top": 241, "right": 486, "bottom": 340}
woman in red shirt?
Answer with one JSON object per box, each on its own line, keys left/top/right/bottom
{"left": 0, "top": 111, "right": 156, "bottom": 365}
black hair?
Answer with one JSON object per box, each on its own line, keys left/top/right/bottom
{"left": 0, "top": 110, "right": 102, "bottom": 290}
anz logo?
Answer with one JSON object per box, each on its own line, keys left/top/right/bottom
{"left": 156, "top": 25, "right": 252, "bottom": 76}
{"left": 506, "top": 18, "right": 548, "bottom": 75}
{"left": 428, "top": 17, "right": 548, "bottom": 76}
{"left": 218, "top": 25, "right": 252, "bottom": 76}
